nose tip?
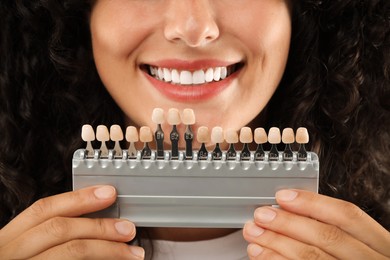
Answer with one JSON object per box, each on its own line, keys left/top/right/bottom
{"left": 164, "top": 2, "right": 219, "bottom": 47}
{"left": 180, "top": 17, "right": 219, "bottom": 47}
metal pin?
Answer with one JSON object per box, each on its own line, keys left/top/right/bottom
{"left": 110, "top": 125, "right": 124, "bottom": 158}
{"left": 197, "top": 126, "right": 210, "bottom": 160}
{"left": 96, "top": 125, "right": 110, "bottom": 158}
{"left": 126, "top": 126, "right": 138, "bottom": 159}
{"left": 81, "top": 124, "right": 95, "bottom": 158}
{"left": 167, "top": 108, "right": 181, "bottom": 160}
{"left": 268, "top": 127, "right": 281, "bottom": 161}
{"left": 211, "top": 127, "right": 224, "bottom": 160}
{"left": 140, "top": 126, "right": 153, "bottom": 159}
{"left": 182, "top": 109, "right": 196, "bottom": 160}
{"left": 152, "top": 108, "right": 165, "bottom": 159}
{"left": 254, "top": 128, "right": 267, "bottom": 161}
{"left": 239, "top": 127, "right": 252, "bottom": 161}
{"left": 282, "top": 128, "right": 294, "bottom": 161}
{"left": 296, "top": 127, "right": 309, "bottom": 161}
{"left": 225, "top": 129, "right": 238, "bottom": 160}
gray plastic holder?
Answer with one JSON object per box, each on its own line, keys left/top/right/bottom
{"left": 72, "top": 149, "right": 319, "bottom": 228}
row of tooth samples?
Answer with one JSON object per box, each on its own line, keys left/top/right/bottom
{"left": 81, "top": 108, "right": 310, "bottom": 161}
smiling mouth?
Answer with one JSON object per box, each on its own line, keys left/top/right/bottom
{"left": 141, "top": 63, "right": 244, "bottom": 86}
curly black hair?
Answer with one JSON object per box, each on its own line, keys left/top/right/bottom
{"left": 0, "top": 0, "right": 389, "bottom": 234}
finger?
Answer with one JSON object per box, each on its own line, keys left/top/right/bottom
{"left": 0, "top": 185, "right": 117, "bottom": 246}
{"left": 275, "top": 189, "right": 390, "bottom": 257}
{"left": 244, "top": 221, "right": 335, "bottom": 260}
{"left": 247, "top": 243, "right": 288, "bottom": 260}
{"left": 30, "top": 240, "right": 145, "bottom": 260}
{"left": 253, "top": 206, "right": 387, "bottom": 259}
{"left": 2, "top": 218, "right": 136, "bottom": 259}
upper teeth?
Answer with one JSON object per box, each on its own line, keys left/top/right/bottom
{"left": 149, "top": 66, "right": 230, "bottom": 85}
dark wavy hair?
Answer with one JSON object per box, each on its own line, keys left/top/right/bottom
{"left": 1, "top": 0, "right": 389, "bottom": 235}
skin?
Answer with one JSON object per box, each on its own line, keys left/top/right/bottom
{"left": 0, "top": 0, "right": 389, "bottom": 259}
{"left": 90, "top": 0, "right": 292, "bottom": 147}
{"left": 0, "top": 186, "right": 145, "bottom": 259}
{"left": 90, "top": 0, "right": 292, "bottom": 241}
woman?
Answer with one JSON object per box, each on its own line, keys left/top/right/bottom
{"left": 0, "top": 0, "right": 389, "bottom": 259}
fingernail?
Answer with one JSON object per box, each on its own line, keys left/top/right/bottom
{"left": 94, "top": 186, "right": 116, "bottom": 199}
{"left": 129, "top": 246, "right": 145, "bottom": 258}
{"left": 245, "top": 222, "right": 265, "bottom": 237}
{"left": 115, "top": 221, "right": 135, "bottom": 236}
{"left": 255, "top": 208, "right": 276, "bottom": 223}
{"left": 247, "top": 244, "right": 263, "bottom": 257}
{"left": 276, "top": 189, "right": 298, "bottom": 201}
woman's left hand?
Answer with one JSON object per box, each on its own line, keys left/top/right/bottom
{"left": 243, "top": 189, "right": 390, "bottom": 259}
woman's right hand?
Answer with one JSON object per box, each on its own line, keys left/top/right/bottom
{"left": 0, "top": 185, "right": 145, "bottom": 259}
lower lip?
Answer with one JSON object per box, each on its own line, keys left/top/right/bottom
{"left": 143, "top": 70, "right": 239, "bottom": 102}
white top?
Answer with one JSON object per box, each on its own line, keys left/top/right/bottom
{"left": 143, "top": 230, "right": 249, "bottom": 260}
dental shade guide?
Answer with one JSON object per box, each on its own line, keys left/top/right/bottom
{"left": 239, "top": 127, "right": 252, "bottom": 161}
{"left": 254, "top": 127, "right": 267, "bottom": 161}
{"left": 268, "top": 127, "right": 281, "bottom": 161}
{"left": 282, "top": 128, "right": 294, "bottom": 161}
{"left": 225, "top": 129, "right": 238, "bottom": 160}
{"left": 96, "top": 125, "right": 109, "bottom": 158}
{"left": 81, "top": 124, "right": 95, "bottom": 158}
{"left": 296, "top": 127, "right": 309, "bottom": 161}
{"left": 181, "top": 108, "right": 195, "bottom": 160}
{"left": 73, "top": 110, "right": 319, "bottom": 228}
{"left": 140, "top": 126, "right": 153, "bottom": 160}
{"left": 110, "top": 125, "right": 124, "bottom": 158}
{"left": 167, "top": 108, "right": 181, "bottom": 160}
{"left": 152, "top": 108, "right": 165, "bottom": 160}
{"left": 211, "top": 126, "right": 224, "bottom": 160}
{"left": 197, "top": 126, "right": 210, "bottom": 160}
{"left": 126, "top": 126, "right": 138, "bottom": 159}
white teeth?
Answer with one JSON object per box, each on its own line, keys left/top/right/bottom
{"left": 158, "top": 68, "right": 164, "bottom": 80}
{"left": 193, "top": 70, "right": 206, "bottom": 84}
{"left": 172, "top": 69, "right": 180, "bottom": 84}
{"left": 205, "top": 68, "right": 214, "bottom": 82}
{"left": 150, "top": 67, "right": 157, "bottom": 76}
{"left": 221, "top": 67, "right": 227, "bottom": 79}
{"left": 148, "top": 65, "right": 236, "bottom": 85}
{"left": 180, "top": 71, "right": 192, "bottom": 85}
{"left": 163, "top": 68, "right": 171, "bottom": 82}
{"left": 213, "top": 67, "right": 221, "bottom": 81}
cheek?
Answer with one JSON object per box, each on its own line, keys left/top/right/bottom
{"left": 90, "top": 3, "right": 156, "bottom": 61}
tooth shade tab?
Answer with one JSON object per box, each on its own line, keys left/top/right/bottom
{"left": 282, "top": 128, "right": 295, "bottom": 144}
{"left": 224, "top": 129, "right": 239, "bottom": 144}
{"left": 96, "top": 125, "right": 110, "bottom": 142}
{"left": 211, "top": 127, "right": 224, "bottom": 144}
{"left": 239, "top": 127, "right": 253, "bottom": 144}
{"left": 254, "top": 128, "right": 267, "bottom": 144}
{"left": 110, "top": 125, "right": 124, "bottom": 141}
{"left": 81, "top": 124, "right": 95, "bottom": 142}
{"left": 197, "top": 126, "right": 210, "bottom": 143}
{"left": 152, "top": 108, "right": 165, "bottom": 124}
{"left": 296, "top": 127, "right": 309, "bottom": 144}
{"left": 140, "top": 126, "right": 153, "bottom": 143}
{"left": 268, "top": 127, "right": 281, "bottom": 144}
{"left": 181, "top": 109, "right": 196, "bottom": 125}
{"left": 126, "top": 126, "right": 139, "bottom": 143}
{"left": 167, "top": 108, "right": 181, "bottom": 125}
